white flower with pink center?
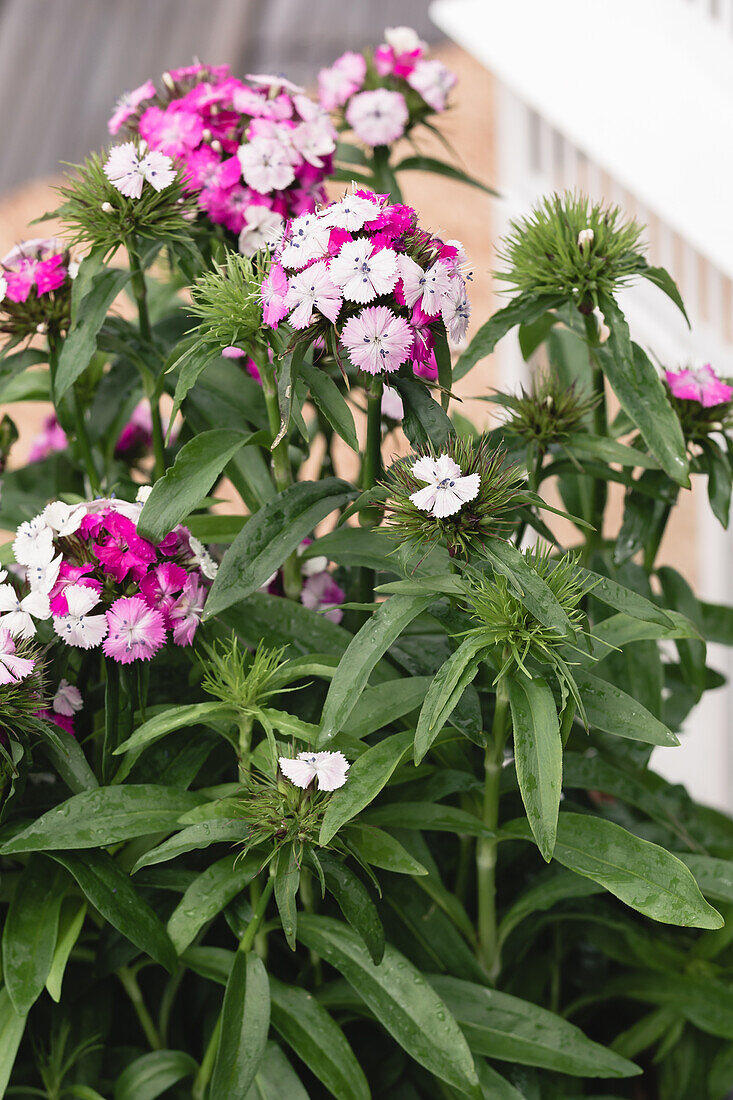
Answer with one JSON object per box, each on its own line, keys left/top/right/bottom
{"left": 398, "top": 255, "right": 452, "bottom": 316}
{"left": 329, "top": 239, "right": 398, "bottom": 303}
{"left": 441, "top": 275, "right": 471, "bottom": 343}
{"left": 345, "top": 89, "right": 408, "bottom": 147}
{"left": 410, "top": 455, "right": 480, "bottom": 518}
{"left": 238, "top": 137, "right": 296, "bottom": 194}
{"left": 321, "top": 194, "right": 379, "bottom": 233}
{"left": 340, "top": 305, "right": 413, "bottom": 374}
{"left": 279, "top": 213, "right": 330, "bottom": 270}
{"left": 53, "top": 586, "right": 108, "bottom": 650}
{"left": 238, "top": 207, "right": 285, "bottom": 257}
{"left": 279, "top": 750, "right": 349, "bottom": 791}
{"left": 0, "top": 628, "right": 35, "bottom": 685}
{"left": 104, "top": 142, "right": 176, "bottom": 199}
{"left": 407, "top": 59, "right": 457, "bottom": 112}
{"left": 285, "top": 261, "right": 342, "bottom": 329}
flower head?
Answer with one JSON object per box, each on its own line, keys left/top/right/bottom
{"left": 53, "top": 586, "right": 108, "bottom": 650}
{"left": 329, "top": 239, "right": 398, "bottom": 303}
{"left": 103, "top": 596, "right": 166, "bottom": 664}
{"left": 104, "top": 142, "right": 176, "bottom": 198}
{"left": 53, "top": 679, "right": 83, "bottom": 717}
{"left": 406, "top": 59, "right": 456, "bottom": 112}
{"left": 169, "top": 574, "right": 207, "bottom": 646}
{"left": 279, "top": 750, "right": 349, "bottom": 792}
{"left": 318, "top": 52, "right": 367, "bottom": 110}
{"left": 341, "top": 305, "right": 413, "bottom": 374}
{"left": 109, "top": 79, "right": 157, "bottom": 134}
{"left": 345, "top": 89, "right": 408, "bottom": 147}
{"left": 666, "top": 364, "right": 733, "bottom": 408}
{"left": 285, "top": 261, "right": 342, "bottom": 329}
{"left": 409, "top": 454, "right": 481, "bottom": 518}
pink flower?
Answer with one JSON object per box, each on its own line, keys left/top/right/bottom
{"left": 169, "top": 575, "right": 207, "bottom": 646}
{"left": 381, "top": 385, "right": 404, "bottom": 420}
{"left": 410, "top": 303, "right": 435, "bottom": 364}
{"left": 49, "top": 563, "right": 102, "bottom": 616}
{"left": 329, "top": 238, "right": 398, "bottom": 303}
{"left": 0, "top": 628, "right": 34, "bottom": 685}
{"left": 116, "top": 400, "right": 153, "bottom": 456}
{"left": 375, "top": 27, "right": 426, "bottom": 78}
{"left": 301, "top": 571, "right": 345, "bottom": 624}
{"left": 442, "top": 275, "right": 471, "bottom": 343}
{"left": 238, "top": 137, "right": 296, "bottom": 194}
{"left": 4, "top": 255, "right": 66, "bottom": 303}
{"left": 103, "top": 596, "right": 166, "bottom": 664}
{"left": 93, "top": 513, "right": 157, "bottom": 584}
{"left": 346, "top": 89, "right": 408, "bottom": 147}
{"left": 285, "top": 261, "right": 342, "bottom": 328}
{"left": 36, "top": 709, "right": 75, "bottom": 736}
{"left": 109, "top": 79, "right": 157, "bottom": 135}
{"left": 291, "top": 118, "right": 336, "bottom": 169}
{"left": 28, "top": 414, "right": 68, "bottom": 464}
{"left": 139, "top": 562, "right": 188, "bottom": 626}
{"left": 666, "top": 364, "right": 733, "bottom": 407}
{"left": 139, "top": 104, "right": 204, "bottom": 158}
{"left": 261, "top": 262, "right": 289, "bottom": 327}
{"left": 340, "top": 305, "right": 413, "bottom": 374}
{"left": 407, "top": 59, "right": 457, "bottom": 112}
{"left": 322, "top": 193, "right": 380, "bottom": 233}
{"left": 318, "top": 52, "right": 367, "bottom": 110}
{"left": 53, "top": 679, "right": 83, "bottom": 717}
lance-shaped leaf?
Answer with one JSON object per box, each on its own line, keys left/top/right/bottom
{"left": 640, "top": 263, "right": 690, "bottom": 326}
{"left": 2, "top": 855, "right": 65, "bottom": 1014}
{"left": 274, "top": 843, "right": 300, "bottom": 951}
{"left": 508, "top": 673, "right": 562, "bottom": 862}
{"left": 414, "top": 635, "right": 488, "bottom": 764}
{"left": 55, "top": 254, "right": 131, "bottom": 398}
{"left": 394, "top": 154, "right": 497, "bottom": 196}
{"left": 319, "top": 731, "right": 413, "bottom": 845}
{"left": 114, "top": 702, "right": 235, "bottom": 760}
{"left": 0, "top": 986, "right": 26, "bottom": 1099}
{"left": 319, "top": 852, "right": 385, "bottom": 964}
{"left": 482, "top": 538, "right": 576, "bottom": 637}
{"left": 211, "top": 952, "right": 270, "bottom": 1099}
{"left": 391, "top": 376, "right": 455, "bottom": 449}
{"left": 167, "top": 853, "right": 261, "bottom": 955}
{"left": 301, "top": 360, "right": 359, "bottom": 452}
{"left": 115, "top": 1050, "right": 198, "bottom": 1100}
{"left": 571, "top": 669, "right": 679, "bottom": 746}
{"left": 204, "top": 478, "right": 356, "bottom": 619}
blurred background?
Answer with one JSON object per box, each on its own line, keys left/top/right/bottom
{"left": 0, "top": 0, "right": 730, "bottom": 809}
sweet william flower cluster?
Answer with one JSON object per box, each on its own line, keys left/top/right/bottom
{"left": 4, "top": 496, "right": 216, "bottom": 664}
{"left": 318, "top": 26, "right": 456, "bottom": 147}
{"left": 261, "top": 188, "right": 470, "bottom": 376}
{"left": 109, "top": 62, "right": 336, "bottom": 253}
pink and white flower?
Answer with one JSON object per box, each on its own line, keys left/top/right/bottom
{"left": 169, "top": 574, "right": 207, "bottom": 646}
{"left": 285, "top": 261, "right": 342, "bottom": 329}
{"left": 238, "top": 137, "right": 296, "bottom": 194}
{"left": 0, "top": 628, "right": 35, "bottom": 685}
{"left": 441, "top": 275, "right": 471, "bottom": 343}
{"left": 0, "top": 585, "right": 49, "bottom": 638}
{"left": 279, "top": 750, "right": 349, "bottom": 791}
{"left": 345, "top": 89, "right": 408, "bottom": 147}
{"left": 407, "top": 59, "right": 457, "bottom": 112}
{"left": 409, "top": 455, "right": 480, "bottom": 518}
{"left": 53, "top": 679, "right": 83, "bottom": 717}
{"left": 398, "top": 255, "right": 452, "bottom": 316}
{"left": 260, "top": 262, "right": 289, "bottom": 326}
{"left": 329, "top": 239, "right": 398, "bottom": 303}
{"left": 139, "top": 562, "right": 188, "bottom": 625}
{"left": 28, "top": 415, "right": 68, "bottom": 464}
{"left": 666, "top": 364, "right": 733, "bottom": 408}
{"left": 103, "top": 596, "right": 166, "bottom": 664}
{"left": 291, "top": 118, "right": 336, "bottom": 168}
{"left": 104, "top": 142, "right": 176, "bottom": 198}
{"left": 341, "top": 305, "right": 413, "bottom": 374}
{"left": 279, "top": 213, "right": 331, "bottom": 270}
{"left": 53, "top": 586, "right": 108, "bottom": 650}
{"left": 109, "top": 79, "right": 157, "bottom": 135}
{"left": 321, "top": 193, "right": 380, "bottom": 233}
{"left": 381, "top": 385, "right": 404, "bottom": 420}
{"left": 318, "top": 52, "right": 367, "bottom": 110}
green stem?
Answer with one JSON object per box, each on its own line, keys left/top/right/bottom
{"left": 583, "top": 315, "right": 607, "bottom": 560}
{"left": 117, "top": 966, "right": 162, "bottom": 1050}
{"left": 355, "top": 376, "right": 384, "bottom": 610}
{"left": 193, "top": 1017, "right": 221, "bottom": 1100}
{"left": 477, "top": 673, "right": 510, "bottom": 981}
{"left": 237, "top": 714, "right": 254, "bottom": 779}
{"left": 72, "top": 385, "right": 101, "bottom": 495}
{"left": 102, "top": 660, "right": 119, "bottom": 785}
{"left": 128, "top": 242, "right": 166, "bottom": 480}
{"left": 258, "top": 351, "right": 301, "bottom": 600}
{"left": 371, "top": 146, "right": 403, "bottom": 201}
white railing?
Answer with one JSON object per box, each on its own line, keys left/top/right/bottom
{"left": 432, "top": 0, "right": 733, "bottom": 810}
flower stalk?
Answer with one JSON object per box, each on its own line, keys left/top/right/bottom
{"left": 127, "top": 241, "right": 166, "bottom": 481}
{"left": 477, "top": 671, "right": 510, "bottom": 981}
{"left": 258, "top": 349, "right": 301, "bottom": 600}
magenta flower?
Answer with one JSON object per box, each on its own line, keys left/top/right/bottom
{"left": 169, "top": 575, "right": 207, "bottom": 646}
{"left": 301, "top": 571, "right": 345, "bottom": 624}
{"left": 0, "top": 627, "right": 35, "bottom": 685}
{"left": 345, "top": 89, "right": 408, "bottom": 147}
{"left": 109, "top": 79, "right": 157, "bottom": 135}
{"left": 93, "top": 513, "right": 157, "bottom": 584}
{"left": 35, "top": 709, "right": 75, "bottom": 736}
{"left": 28, "top": 414, "right": 68, "bottom": 464}
{"left": 3, "top": 253, "right": 66, "bottom": 303}
{"left": 341, "top": 305, "right": 413, "bottom": 374}
{"left": 260, "top": 262, "right": 289, "bottom": 326}
{"left": 103, "top": 596, "right": 166, "bottom": 664}
{"left": 115, "top": 400, "right": 153, "bottom": 456}
{"left": 318, "top": 52, "right": 367, "bottom": 110}
{"left": 665, "top": 364, "right": 733, "bottom": 408}
{"left": 139, "top": 562, "right": 189, "bottom": 626}
{"left": 139, "top": 104, "right": 204, "bottom": 158}
{"left": 49, "top": 563, "right": 102, "bottom": 617}
{"left": 374, "top": 27, "right": 426, "bottom": 78}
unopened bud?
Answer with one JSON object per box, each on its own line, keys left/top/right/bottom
{"left": 202, "top": 128, "right": 213, "bottom": 143}
{"left": 162, "top": 71, "right": 175, "bottom": 93}
{"left": 210, "top": 139, "right": 223, "bottom": 154}
{"left": 578, "top": 227, "right": 594, "bottom": 251}
{"left": 36, "top": 322, "right": 48, "bottom": 335}
{"left": 101, "top": 201, "right": 114, "bottom": 213}
{"left": 68, "top": 260, "right": 80, "bottom": 280}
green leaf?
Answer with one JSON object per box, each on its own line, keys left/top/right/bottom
{"left": 414, "top": 636, "right": 487, "bottom": 764}
{"left": 45, "top": 898, "right": 87, "bottom": 1002}
{"left": 710, "top": 1044, "right": 733, "bottom": 1100}
{"left": 344, "top": 825, "right": 428, "bottom": 875}
{"left": 55, "top": 259, "right": 131, "bottom": 398}
{"left": 274, "top": 844, "right": 300, "bottom": 951}
{"left": 169, "top": 346, "right": 221, "bottom": 425}
{"left": 574, "top": 566, "right": 675, "bottom": 628}
{"left": 700, "top": 437, "right": 733, "bottom": 527}
{"left": 657, "top": 566, "right": 707, "bottom": 699}
{"left": 348, "top": 677, "right": 432, "bottom": 738}
{"left": 640, "top": 264, "right": 690, "bottom": 326}
{"left": 185, "top": 513, "right": 247, "bottom": 543}
{"left": 50, "top": 850, "right": 177, "bottom": 971}
{"left": 0, "top": 785, "right": 204, "bottom": 854}
{"left": 114, "top": 702, "right": 234, "bottom": 760}
{"left": 362, "top": 801, "right": 497, "bottom": 838}
{"left": 572, "top": 669, "right": 679, "bottom": 746}
{"left": 319, "top": 852, "right": 385, "bottom": 964}
{"left": 474, "top": 1061, "right": 526, "bottom": 1100}
{"left": 676, "top": 854, "right": 733, "bottom": 904}
{"left": 138, "top": 430, "right": 252, "bottom": 542}
{"left": 505, "top": 813, "right": 723, "bottom": 928}
{"left": 270, "top": 977, "right": 369, "bottom": 1100}
{"left": 428, "top": 975, "right": 639, "bottom": 1078}
{"left": 244, "top": 1042, "right": 309, "bottom": 1100}
{"left": 433, "top": 326, "right": 452, "bottom": 411}
{"left": 319, "top": 594, "right": 434, "bottom": 744}
{"left": 319, "top": 732, "right": 413, "bottom": 845}
{"left": 40, "top": 722, "right": 98, "bottom": 793}
{"left": 132, "top": 821, "right": 246, "bottom": 874}
{"left": 301, "top": 361, "right": 359, "bottom": 452}
{"left": 508, "top": 674, "right": 562, "bottom": 862}
{"left": 700, "top": 599, "right": 733, "bottom": 644}
{"left": 391, "top": 376, "right": 455, "bottom": 449}
{"left": 114, "top": 1050, "right": 198, "bottom": 1100}
{"left": 394, "top": 154, "right": 497, "bottom": 195}
{"left": 211, "top": 952, "right": 270, "bottom": 1099}
{"left": 2, "top": 855, "right": 65, "bottom": 1014}
{"left": 167, "top": 853, "right": 260, "bottom": 955}
{"left": 483, "top": 538, "right": 575, "bottom": 637}
{"left": 297, "top": 915, "right": 481, "bottom": 1099}
{"left": 221, "top": 594, "right": 357, "bottom": 662}
{"left": 498, "top": 871, "right": 600, "bottom": 946}
{"left": 0, "top": 986, "right": 26, "bottom": 1098}
{"left": 601, "top": 970, "right": 733, "bottom": 1040}
{"left": 595, "top": 300, "right": 689, "bottom": 485}
{"left": 455, "top": 293, "right": 565, "bottom": 381}
{"left": 566, "top": 433, "right": 660, "bottom": 470}
{"left": 204, "top": 478, "right": 356, "bottom": 619}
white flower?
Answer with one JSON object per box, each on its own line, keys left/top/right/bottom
{"left": 0, "top": 584, "right": 50, "bottom": 639}
{"left": 594, "top": 307, "right": 610, "bottom": 343}
{"left": 291, "top": 119, "right": 336, "bottom": 168}
{"left": 329, "top": 239, "right": 398, "bottom": 303}
{"left": 381, "top": 384, "right": 404, "bottom": 420}
{"left": 321, "top": 194, "right": 378, "bottom": 233}
{"left": 12, "top": 516, "right": 54, "bottom": 567}
{"left": 136, "top": 485, "right": 153, "bottom": 504}
{"left": 53, "top": 679, "right": 83, "bottom": 717}
{"left": 441, "top": 275, "right": 471, "bottom": 344}
{"left": 279, "top": 750, "right": 349, "bottom": 791}
{"left": 42, "top": 501, "right": 85, "bottom": 537}
{"left": 0, "top": 274, "right": 6, "bottom": 303}
{"left": 238, "top": 137, "right": 296, "bottom": 194}
{"left": 238, "top": 207, "right": 285, "bottom": 257}
{"left": 578, "top": 227, "right": 594, "bottom": 251}
{"left": 406, "top": 59, "right": 456, "bottom": 112}
{"left": 26, "top": 553, "right": 62, "bottom": 595}
{"left": 409, "top": 454, "right": 480, "bottom": 518}
{"left": 398, "top": 255, "right": 452, "bottom": 316}
{"left": 104, "top": 142, "right": 176, "bottom": 199}
{"left": 188, "top": 536, "right": 218, "bottom": 580}
{"left": 68, "top": 261, "right": 80, "bottom": 280}
{"left": 52, "top": 586, "right": 108, "bottom": 650}
{"left": 279, "top": 212, "right": 330, "bottom": 270}
{"left": 285, "top": 261, "right": 342, "bottom": 328}
{"left": 384, "top": 26, "right": 426, "bottom": 54}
